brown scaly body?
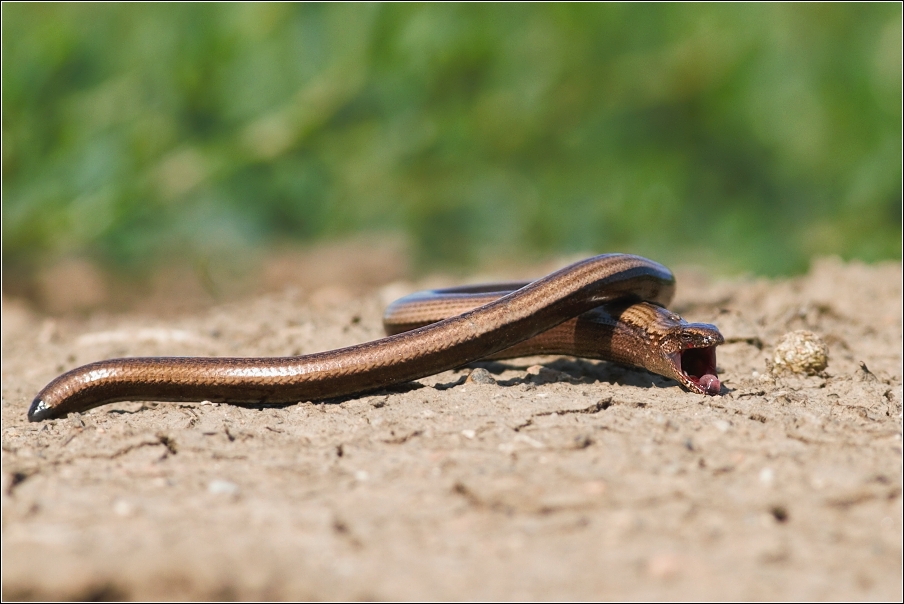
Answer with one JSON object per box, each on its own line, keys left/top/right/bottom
{"left": 29, "top": 254, "right": 722, "bottom": 422}
{"left": 384, "top": 287, "right": 723, "bottom": 395}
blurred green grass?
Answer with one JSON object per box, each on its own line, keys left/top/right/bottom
{"left": 2, "top": 4, "right": 901, "bottom": 280}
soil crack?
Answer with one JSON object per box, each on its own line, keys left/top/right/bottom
{"left": 514, "top": 398, "right": 612, "bottom": 431}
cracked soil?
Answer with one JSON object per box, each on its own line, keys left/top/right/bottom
{"left": 2, "top": 255, "right": 902, "bottom": 600}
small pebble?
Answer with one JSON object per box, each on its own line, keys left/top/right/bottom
{"left": 113, "top": 499, "right": 134, "bottom": 516}
{"left": 466, "top": 368, "right": 496, "bottom": 385}
{"left": 772, "top": 330, "right": 828, "bottom": 375}
{"left": 208, "top": 479, "right": 240, "bottom": 496}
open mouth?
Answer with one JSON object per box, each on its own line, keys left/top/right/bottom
{"left": 669, "top": 345, "right": 721, "bottom": 395}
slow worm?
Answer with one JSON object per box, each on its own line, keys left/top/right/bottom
{"left": 28, "top": 254, "right": 723, "bottom": 422}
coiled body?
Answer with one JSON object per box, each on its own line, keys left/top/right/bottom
{"left": 28, "top": 254, "right": 722, "bottom": 422}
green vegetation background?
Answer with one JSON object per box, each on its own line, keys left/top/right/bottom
{"left": 3, "top": 4, "right": 901, "bottom": 279}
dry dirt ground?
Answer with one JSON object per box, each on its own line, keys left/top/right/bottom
{"left": 2, "top": 254, "right": 901, "bottom": 600}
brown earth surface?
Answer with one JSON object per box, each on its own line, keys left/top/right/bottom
{"left": 2, "top": 253, "right": 902, "bottom": 600}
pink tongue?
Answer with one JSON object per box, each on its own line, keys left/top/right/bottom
{"left": 699, "top": 374, "right": 721, "bottom": 395}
